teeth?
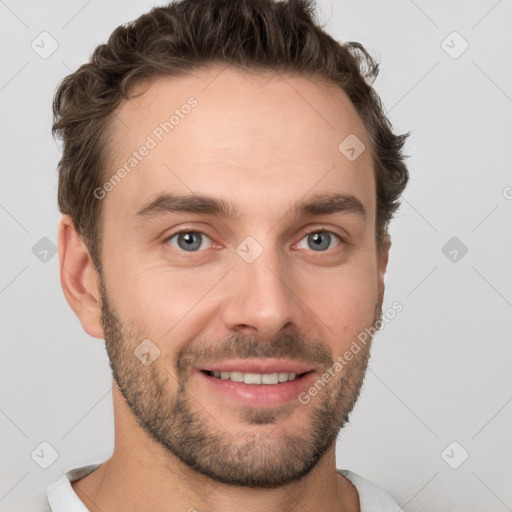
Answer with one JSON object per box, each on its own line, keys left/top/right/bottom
{"left": 244, "top": 373, "right": 262, "bottom": 384}
{"left": 230, "top": 371, "right": 244, "bottom": 383}
{"left": 279, "top": 371, "right": 293, "bottom": 382}
{"left": 261, "top": 373, "right": 279, "bottom": 384}
{"left": 209, "top": 371, "right": 300, "bottom": 384}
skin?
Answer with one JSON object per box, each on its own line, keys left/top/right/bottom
{"left": 58, "top": 65, "right": 390, "bottom": 512}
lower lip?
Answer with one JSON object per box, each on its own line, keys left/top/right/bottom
{"left": 195, "top": 370, "right": 317, "bottom": 408}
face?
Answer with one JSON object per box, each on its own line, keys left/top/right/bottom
{"left": 96, "top": 66, "right": 386, "bottom": 488}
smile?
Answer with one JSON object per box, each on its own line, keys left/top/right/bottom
{"left": 202, "top": 370, "right": 308, "bottom": 385}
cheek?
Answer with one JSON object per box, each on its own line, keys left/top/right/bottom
{"left": 108, "top": 261, "right": 226, "bottom": 346}
{"left": 300, "top": 262, "right": 379, "bottom": 345}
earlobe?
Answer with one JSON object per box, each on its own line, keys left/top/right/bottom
{"left": 58, "top": 215, "right": 104, "bottom": 339}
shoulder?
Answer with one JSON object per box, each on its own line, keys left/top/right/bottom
{"left": 46, "top": 462, "right": 103, "bottom": 511}
{"left": 337, "top": 469, "right": 400, "bottom": 512}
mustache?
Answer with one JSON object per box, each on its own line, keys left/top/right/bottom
{"left": 175, "top": 331, "right": 334, "bottom": 380}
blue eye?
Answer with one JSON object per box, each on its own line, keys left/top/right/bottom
{"left": 164, "top": 229, "right": 342, "bottom": 254}
{"left": 296, "top": 230, "right": 342, "bottom": 252}
{"left": 166, "top": 231, "right": 213, "bottom": 252}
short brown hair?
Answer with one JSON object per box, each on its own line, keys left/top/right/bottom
{"left": 52, "top": 0, "right": 409, "bottom": 272}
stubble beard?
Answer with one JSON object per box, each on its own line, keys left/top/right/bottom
{"left": 99, "top": 274, "right": 381, "bottom": 488}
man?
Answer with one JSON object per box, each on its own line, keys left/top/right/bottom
{"left": 48, "top": 0, "right": 409, "bottom": 510}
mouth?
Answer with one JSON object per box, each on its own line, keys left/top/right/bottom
{"left": 194, "top": 359, "right": 318, "bottom": 408}
{"left": 200, "top": 369, "right": 311, "bottom": 385}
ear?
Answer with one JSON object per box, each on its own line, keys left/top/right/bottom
{"left": 58, "top": 215, "right": 104, "bottom": 339}
{"left": 377, "top": 233, "right": 391, "bottom": 305}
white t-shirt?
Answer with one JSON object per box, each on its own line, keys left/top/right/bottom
{"left": 46, "top": 462, "right": 400, "bottom": 511}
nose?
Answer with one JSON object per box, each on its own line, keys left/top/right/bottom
{"left": 220, "top": 243, "right": 302, "bottom": 341}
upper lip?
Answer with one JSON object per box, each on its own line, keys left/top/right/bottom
{"left": 197, "top": 358, "right": 315, "bottom": 375}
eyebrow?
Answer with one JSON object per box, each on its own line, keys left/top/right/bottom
{"left": 134, "top": 192, "right": 367, "bottom": 222}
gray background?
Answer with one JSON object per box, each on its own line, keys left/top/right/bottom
{"left": 1, "top": 1, "right": 511, "bottom": 511}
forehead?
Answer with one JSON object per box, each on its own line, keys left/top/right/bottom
{"left": 102, "top": 65, "right": 375, "bottom": 225}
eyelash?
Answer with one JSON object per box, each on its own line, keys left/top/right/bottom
{"left": 163, "top": 227, "right": 344, "bottom": 253}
